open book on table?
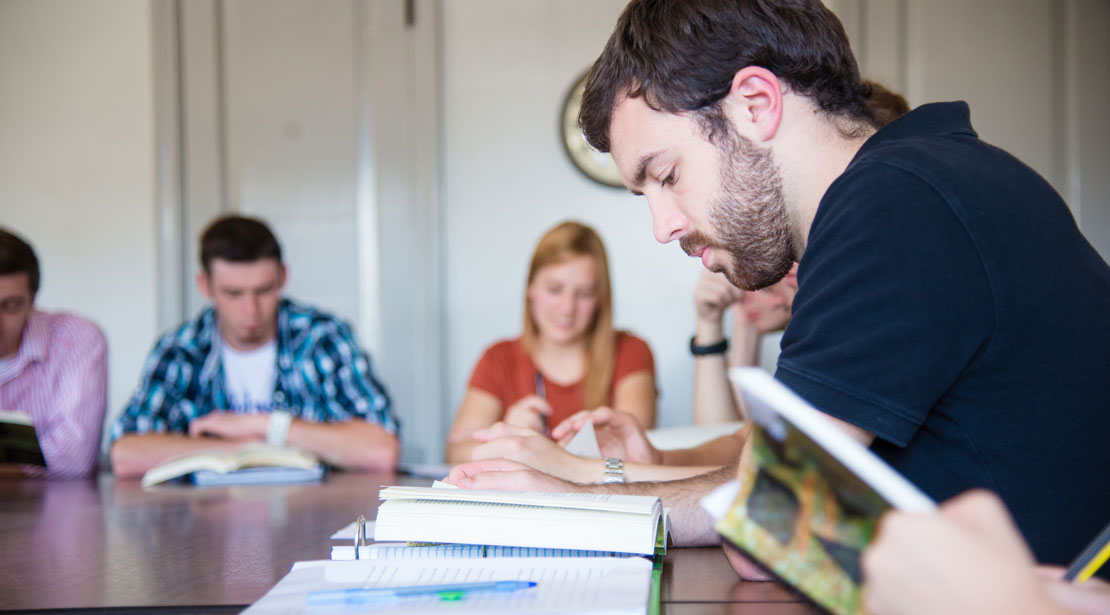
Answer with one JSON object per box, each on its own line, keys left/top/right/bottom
{"left": 140, "top": 442, "right": 325, "bottom": 487}
{"left": 702, "top": 368, "right": 936, "bottom": 615}
{"left": 0, "top": 410, "right": 46, "bottom": 467}
{"left": 365, "top": 484, "right": 667, "bottom": 558}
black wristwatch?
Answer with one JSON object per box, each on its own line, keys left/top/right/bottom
{"left": 689, "top": 335, "right": 729, "bottom": 356}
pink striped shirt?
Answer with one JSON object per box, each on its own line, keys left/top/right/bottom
{"left": 0, "top": 310, "right": 107, "bottom": 478}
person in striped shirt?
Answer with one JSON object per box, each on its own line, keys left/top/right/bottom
{"left": 1, "top": 227, "right": 108, "bottom": 478}
{"left": 109, "top": 215, "right": 399, "bottom": 478}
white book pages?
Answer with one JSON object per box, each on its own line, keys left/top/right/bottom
{"left": 242, "top": 556, "right": 653, "bottom": 614}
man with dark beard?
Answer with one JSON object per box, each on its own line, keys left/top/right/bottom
{"left": 448, "top": 0, "right": 1110, "bottom": 586}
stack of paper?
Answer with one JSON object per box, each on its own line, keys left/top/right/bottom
{"left": 243, "top": 556, "right": 653, "bottom": 614}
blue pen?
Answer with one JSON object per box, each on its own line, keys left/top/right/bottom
{"left": 307, "top": 580, "right": 537, "bottom": 606}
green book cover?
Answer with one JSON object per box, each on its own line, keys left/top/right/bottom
{"left": 714, "top": 369, "right": 936, "bottom": 615}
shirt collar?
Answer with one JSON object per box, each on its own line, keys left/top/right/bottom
{"left": 854, "top": 101, "right": 978, "bottom": 162}
{"left": 18, "top": 309, "right": 50, "bottom": 364}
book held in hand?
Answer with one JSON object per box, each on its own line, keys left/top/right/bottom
{"left": 0, "top": 410, "right": 46, "bottom": 467}
{"left": 373, "top": 484, "right": 667, "bottom": 557}
{"left": 703, "top": 368, "right": 935, "bottom": 615}
{"left": 140, "top": 442, "right": 325, "bottom": 487}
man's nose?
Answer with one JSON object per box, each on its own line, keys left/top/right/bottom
{"left": 648, "top": 197, "right": 688, "bottom": 244}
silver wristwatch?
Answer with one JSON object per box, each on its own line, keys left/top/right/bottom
{"left": 602, "top": 457, "right": 625, "bottom": 484}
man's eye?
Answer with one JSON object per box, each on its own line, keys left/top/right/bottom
{"left": 661, "top": 170, "right": 676, "bottom": 187}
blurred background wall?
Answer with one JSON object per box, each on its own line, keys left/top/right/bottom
{"left": 2, "top": 0, "right": 1107, "bottom": 463}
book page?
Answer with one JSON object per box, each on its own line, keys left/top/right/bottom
{"left": 563, "top": 420, "right": 602, "bottom": 458}
{"left": 243, "top": 557, "right": 652, "bottom": 614}
{"left": 379, "top": 485, "right": 658, "bottom": 514}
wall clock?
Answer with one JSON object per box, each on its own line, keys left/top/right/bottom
{"left": 560, "top": 72, "right": 625, "bottom": 189}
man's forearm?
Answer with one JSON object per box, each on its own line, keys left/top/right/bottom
{"left": 584, "top": 462, "right": 737, "bottom": 546}
{"left": 660, "top": 427, "right": 749, "bottom": 468}
{"left": 286, "top": 420, "right": 399, "bottom": 472}
{"left": 110, "top": 433, "right": 239, "bottom": 479}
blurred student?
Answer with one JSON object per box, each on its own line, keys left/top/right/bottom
{"left": 446, "top": 221, "right": 656, "bottom": 463}
{"left": 691, "top": 266, "right": 796, "bottom": 423}
{"left": 864, "top": 490, "right": 1110, "bottom": 614}
{"left": 0, "top": 228, "right": 107, "bottom": 478}
{"left": 110, "top": 215, "right": 398, "bottom": 478}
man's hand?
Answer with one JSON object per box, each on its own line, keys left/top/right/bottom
{"left": 694, "top": 270, "right": 743, "bottom": 337}
{"left": 502, "top": 395, "right": 552, "bottom": 433}
{"left": 446, "top": 458, "right": 586, "bottom": 492}
{"left": 1039, "top": 566, "right": 1110, "bottom": 615}
{"left": 553, "top": 407, "right": 662, "bottom": 465}
{"left": 469, "top": 422, "right": 597, "bottom": 483}
{"left": 187, "top": 411, "right": 267, "bottom": 441}
{"left": 862, "top": 490, "right": 1063, "bottom": 615}
{"left": 733, "top": 263, "right": 798, "bottom": 334}
{"left": 722, "top": 545, "right": 776, "bottom": 582}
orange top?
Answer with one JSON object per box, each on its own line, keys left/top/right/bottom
{"left": 467, "top": 333, "right": 655, "bottom": 431}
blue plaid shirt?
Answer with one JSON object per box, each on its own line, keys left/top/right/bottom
{"left": 111, "top": 299, "right": 397, "bottom": 440}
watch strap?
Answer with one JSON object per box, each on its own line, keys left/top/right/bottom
{"left": 690, "top": 335, "right": 729, "bottom": 356}
{"left": 266, "top": 410, "right": 293, "bottom": 447}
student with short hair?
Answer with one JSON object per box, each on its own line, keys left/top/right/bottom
{"left": 0, "top": 227, "right": 107, "bottom": 478}
{"left": 110, "top": 215, "right": 399, "bottom": 478}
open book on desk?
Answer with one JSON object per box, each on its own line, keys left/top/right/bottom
{"left": 369, "top": 484, "right": 667, "bottom": 557}
{"left": 141, "top": 442, "right": 325, "bottom": 487}
{"left": 702, "top": 368, "right": 936, "bottom": 615}
{"left": 243, "top": 556, "right": 654, "bottom": 615}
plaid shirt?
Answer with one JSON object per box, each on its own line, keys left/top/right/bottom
{"left": 110, "top": 299, "right": 397, "bottom": 440}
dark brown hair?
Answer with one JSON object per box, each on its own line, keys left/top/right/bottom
{"left": 580, "top": 0, "right": 876, "bottom": 152}
{"left": 863, "top": 79, "right": 911, "bottom": 128}
{"left": 0, "top": 228, "right": 40, "bottom": 295}
{"left": 199, "top": 215, "right": 283, "bottom": 273}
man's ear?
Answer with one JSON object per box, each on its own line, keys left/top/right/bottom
{"left": 722, "top": 66, "right": 784, "bottom": 143}
{"left": 278, "top": 264, "right": 288, "bottom": 289}
{"left": 196, "top": 270, "right": 213, "bottom": 300}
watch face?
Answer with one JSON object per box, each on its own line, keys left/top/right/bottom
{"left": 561, "top": 72, "right": 625, "bottom": 188}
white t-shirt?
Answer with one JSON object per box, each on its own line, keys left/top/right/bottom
{"left": 220, "top": 338, "right": 277, "bottom": 413}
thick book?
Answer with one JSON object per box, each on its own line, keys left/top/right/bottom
{"left": 140, "top": 443, "right": 325, "bottom": 487}
{"left": 373, "top": 485, "right": 667, "bottom": 557}
{"left": 704, "top": 368, "right": 936, "bottom": 615}
{"left": 0, "top": 410, "right": 46, "bottom": 467}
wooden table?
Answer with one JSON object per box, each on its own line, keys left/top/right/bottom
{"left": 0, "top": 473, "right": 815, "bottom": 614}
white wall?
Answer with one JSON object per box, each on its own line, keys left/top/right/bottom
{"left": 0, "top": 0, "right": 159, "bottom": 443}
{"left": 2, "top": 0, "right": 1106, "bottom": 466}
{"left": 441, "top": 0, "right": 706, "bottom": 430}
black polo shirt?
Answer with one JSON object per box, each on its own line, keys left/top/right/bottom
{"left": 777, "top": 101, "right": 1110, "bottom": 569}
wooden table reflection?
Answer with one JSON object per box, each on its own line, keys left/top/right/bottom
{"left": 0, "top": 473, "right": 815, "bottom": 614}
